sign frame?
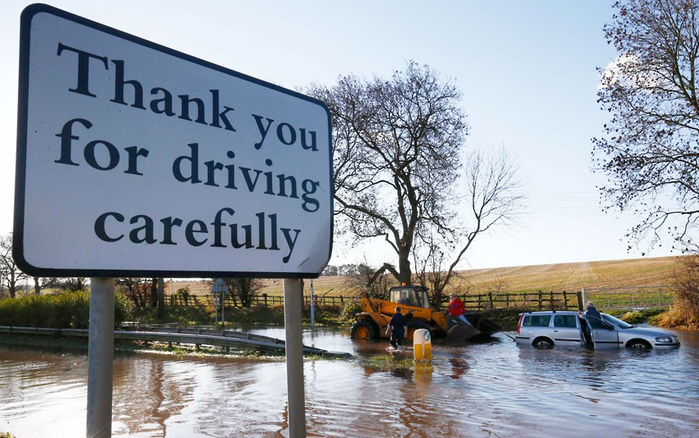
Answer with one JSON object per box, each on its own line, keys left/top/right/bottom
{"left": 14, "top": 4, "right": 333, "bottom": 279}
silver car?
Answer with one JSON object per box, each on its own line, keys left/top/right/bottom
{"left": 515, "top": 310, "right": 680, "bottom": 350}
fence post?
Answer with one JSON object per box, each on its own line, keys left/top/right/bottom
{"left": 263, "top": 293, "right": 268, "bottom": 308}
{"left": 549, "top": 291, "right": 554, "bottom": 310}
{"left": 577, "top": 290, "right": 584, "bottom": 310}
{"left": 538, "top": 291, "right": 543, "bottom": 310}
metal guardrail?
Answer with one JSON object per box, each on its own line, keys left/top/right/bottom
{"left": 0, "top": 326, "right": 351, "bottom": 358}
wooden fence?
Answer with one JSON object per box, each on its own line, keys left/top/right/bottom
{"left": 169, "top": 293, "right": 348, "bottom": 308}
{"left": 168, "top": 290, "right": 583, "bottom": 312}
{"left": 458, "top": 290, "right": 582, "bottom": 311}
{"left": 168, "top": 286, "right": 676, "bottom": 312}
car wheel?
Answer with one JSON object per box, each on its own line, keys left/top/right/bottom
{"left": 351, "top": 320, "right": 376, "bottom": 340}
{"left": 627, "top": 340, "right": 652, "bottom": 350}
{"left": 533, "top": 337, "right": 553, "bottom": 349}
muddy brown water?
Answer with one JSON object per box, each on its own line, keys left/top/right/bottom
{"left": 1, "top": 327, "right": 698, "bottom": 437}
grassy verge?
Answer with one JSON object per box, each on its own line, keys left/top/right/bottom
{"left": 357, "top": 354, "right": 415, "bottom": 372}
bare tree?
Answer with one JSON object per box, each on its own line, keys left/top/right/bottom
{"left": 222, "top": 278, "right": 265, "bottom": 308}
{"left": 322, "top": 265, "right": 339, "bottom": 276}
{"left": 116, "top": 278, "right": 158, "bottom": 309}
{"left": 345, "top": 262, "right": 394, "bottom": 298}
{"left": 308, "top": 61, "right": 467, "bottom": 285}
{"left": 0, "top": 233, "right": 27, "bottom": 298}
{"left": 593, "top": 0, "right": 699, "bottom": 252}
{"left": 672, "top": 254, "right": 699, "bottom": 326}
{"left": 412, "top": 236, "right": 453, "bottom": 307}
{"left": 414, "top": 148, "right": 523, "bottom": 304}
{"left": 55, "top": 277, "right": 88, "bottom": 292}
{"left": 32, "top": 277, "right": 59, "bottom": 295}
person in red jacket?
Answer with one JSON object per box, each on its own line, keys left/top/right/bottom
{"left": 449, "top": 293, "right": 473, "bottom": 327}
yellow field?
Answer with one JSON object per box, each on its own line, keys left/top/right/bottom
{"left": 166, "top": 255, "right": 687, "bottom": 297}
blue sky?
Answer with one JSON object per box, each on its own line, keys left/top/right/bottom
{"left": 0, "top": 1, "right": 679, "bottom": 270}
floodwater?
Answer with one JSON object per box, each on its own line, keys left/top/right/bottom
{"left": 1, "top": 327, "right": 698, "bottom": 437}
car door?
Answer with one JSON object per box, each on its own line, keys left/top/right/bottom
{"left": 584, "top": 315, "right": 620, "bottom": 348}
{"left": 550, "top": 314, "right": 581, "bottom": 346}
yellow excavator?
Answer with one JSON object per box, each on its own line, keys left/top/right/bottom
{"left": 350, "top": 285, "right": 501, "bottom": 342}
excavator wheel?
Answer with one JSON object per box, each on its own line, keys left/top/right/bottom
{"left": 406, "top": 321, "right": 430, "bottom": 342}
{"left": 351, "top": 320, "right": 377, "bottom": 340}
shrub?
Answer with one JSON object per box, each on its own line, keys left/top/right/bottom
{"left": 661, "top": 255, "right": 699, "bottom": 329}
{"left": 0, "top": 291, "right": 131, "bottom": 329}
{"left": 338, "top": 300, "right": 362, "bottom": 325}
{"left": 114, "top": 292, "right": 134, "bottom": 325}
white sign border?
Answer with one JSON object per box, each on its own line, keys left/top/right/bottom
{"left": 13, "top": 4, "right": 333, "bottom": 279}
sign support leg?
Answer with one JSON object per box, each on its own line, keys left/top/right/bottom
{"left": 87, "top": 277, "right": 115, "bottom": 438}
{"left": 284, "top": 278, "right": 306, "bottom": 438}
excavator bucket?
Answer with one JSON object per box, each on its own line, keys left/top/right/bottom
{"left": 446, "top": 323, "right": 481, "bottom": 342}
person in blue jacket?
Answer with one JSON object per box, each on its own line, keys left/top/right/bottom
{"left": 386, "top": 306, "right": 407, "bottom": 349}
{"left": 579, "top": 301, "right": 603, "bottom": 344}
{"left": 584, "top": 301, "right": 601, "bottom": 317}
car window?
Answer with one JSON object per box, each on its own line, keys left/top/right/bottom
{"left": 523, "top": 315, "right": 551, "bottom": 327}
{"left": 602, "top": 313, "right": 633, "bottom": 329}
{"left": 553, "top": 315, "right": 577, "bottom": 328}
{"left": 586, "top": 315, "right": 607, "bottom": 329}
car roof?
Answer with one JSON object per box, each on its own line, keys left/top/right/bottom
{"left": 520, "top": 311, "right": 579, "bottom": 315}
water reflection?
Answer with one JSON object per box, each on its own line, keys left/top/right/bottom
{"left": 0, "top": 328, "right": 698, "bottom": 437}
{"left": 447, "top": 357, "right": 469, "bottom": 379}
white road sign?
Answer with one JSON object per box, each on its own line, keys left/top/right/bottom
{"left": 211, "top": 278, "right": 227, "bottom": 295}
{"left": 14, "top": 4, "right": 333, "bottom": 278}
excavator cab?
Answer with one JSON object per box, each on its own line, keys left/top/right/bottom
{"left": 389, "top": 286, "right": 430, "bottom": 308}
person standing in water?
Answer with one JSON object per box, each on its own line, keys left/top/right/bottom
{"left": 386, "top": 307, "right": 407, "bottom": 349}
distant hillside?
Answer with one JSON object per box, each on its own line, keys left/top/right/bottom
{"left": 450, "top": 256, "right": 684, "bottom": 294}
{"left": 167, "top": 255, "right": 687, "bottom": 296}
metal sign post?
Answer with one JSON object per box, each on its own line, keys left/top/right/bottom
{"left": 214, "top": 295, "right": 219, "bottom": 325}
{"left": 211, "top": 279, "right": 227, "bottom": 331}
{"left": 284, "top": 278, "right": 305, "bottom": 438}
{"left": 86, "top": 278, "right": 115, "bottom": 438}
{"left": 310, "top": 279, "right": 315, "bottom": 331}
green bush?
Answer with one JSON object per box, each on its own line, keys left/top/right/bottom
{"left": 162, "top": 304, "right": 213, "bottom": 325}
{"left": 338, "top": 300, "right": 362, "bottom": 325}
{"left": 114, "top": 292, "right": 134, "bottom": 325}
{"left": 0, "top": 291, "right": 132, "bottom": 328}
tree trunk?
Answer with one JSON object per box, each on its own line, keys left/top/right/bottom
{"left": 398, "top": 249, "right": 412, "bottom": 285}
{"left": 157, "top": 278, "right": 165, "bottom": 319}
